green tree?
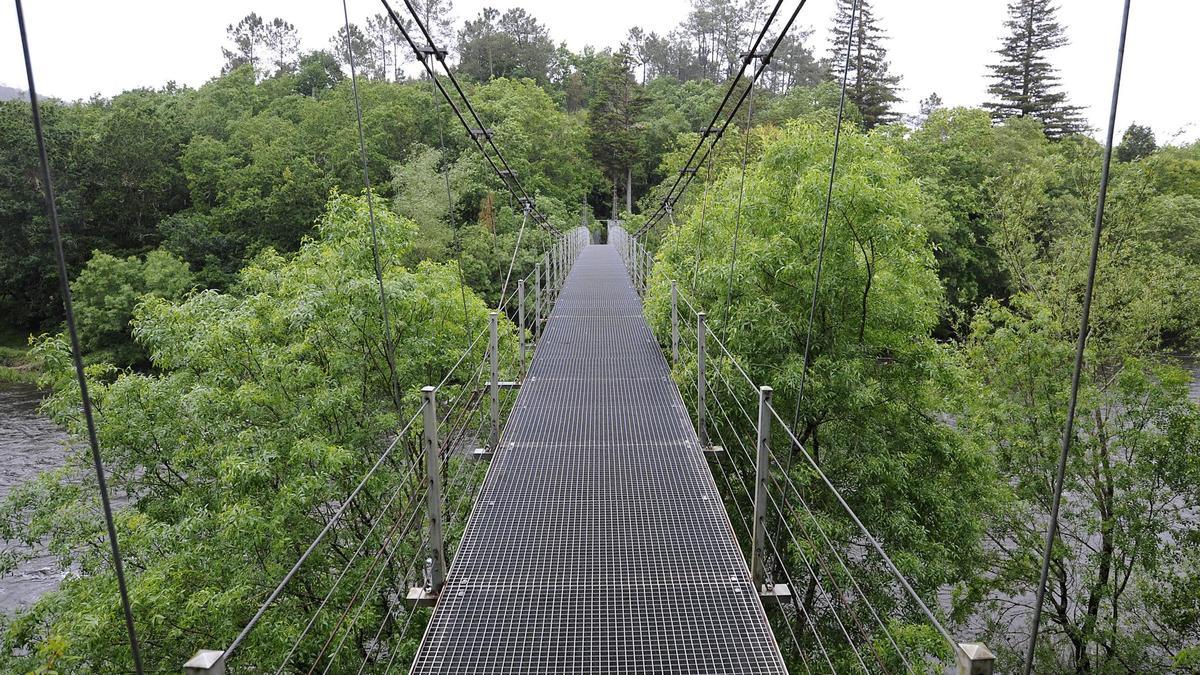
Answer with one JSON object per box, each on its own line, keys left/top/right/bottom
{"left": 587, "top": 51, "right": 645, "bottom": 219}
{"left": 827, "top": 0, "right": 901, "bottom": 130}
{"left": 1116, "top": 122, "right": 1156, "bottom": 163}
{"left": 645, "top": 119, "right": 996, "bottom": 667}
{"left": 900, "top": 107, "right": 1011, "bottom": 330}
{"left": 70, "top": 249, "right": 194, "bottom": 367}
{"left": 294, "top": 49, "right": 345, "bottom": 98}
{"left": 985, "top": 0, "right": 1083, "bottom": 138}
{"left": 261, "top": 17, "right": 301, "bottom": 76}
{"left": 0, "top": 98, "right": 84, "bottom": 331}
{"left": 0, "top": 194, "right": 498, "bottom": 671}
{"left": 222, "top": 13, "right": 266, "bottom": 76}
{"left": 329, "top": 23, "right": 377, "bottom": 77}
{"left": 962, "top": 208, "right": 1200, "bottom": 670}
{"left": 456, "top": 7, "right": 557, "bottom": 84}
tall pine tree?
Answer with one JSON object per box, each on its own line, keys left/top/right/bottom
{"left": 827, "top": 0, "right": 900, "bottom": 130}
{"left": 587, "top": 51, "right": 645, "bottom": 219}
{"left": 985, "top": 0, "right": 1083, "bottom": 138}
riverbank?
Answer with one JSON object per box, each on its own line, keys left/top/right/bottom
{"left": 0, "top": 330, "right": 38, "bottom": 384}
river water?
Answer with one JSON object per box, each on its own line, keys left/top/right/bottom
{"left": 0, "top": 383, "right": 68, "bottom": 614}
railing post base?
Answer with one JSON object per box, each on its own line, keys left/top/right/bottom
{"left": 757, "top": 583, "right": 792, "bottom": 600}
{"left": 183, "top": 650, "right": 225, "bottom": 675}
{"left": 405, "top": 586, "right": 439, "bottom": 608}
{"left": 956, "top": 643, "right": 995, "bottom": 675}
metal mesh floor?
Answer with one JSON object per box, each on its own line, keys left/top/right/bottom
{"left": 409, "top": 245, "right": 786, "bottom": 674}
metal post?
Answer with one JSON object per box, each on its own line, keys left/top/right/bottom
{"left": 751, "top": 386, "right": 772, "bottom": 590}
{"left": 697, "top": 312, "right": 708, "bottom": 448}
{"left": 671, "top": 281, "right": 679, "bottom": 366}
{"left": 956, "top": 643, "right": 996, "bottom": 675}
{"left": 423, "top": 386, "right": 446, "bottom": 595}
{"left": 489, "top": 311, "right": 500, "bottom": 447}
{"left": 633, "top": 237, "right": 641, "bottom": 289}
{"left": 183, "top": 651, "right": 225, "bottom": 675}
{"left": 534, "top": 263, "right": 542, "bottom": 340}
{"left": 518, "top": 279, "right": 526, "bottom": 375}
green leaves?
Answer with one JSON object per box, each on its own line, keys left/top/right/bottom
{"left": 646, "top": 117, "right": 997, "bottom": 670}
{"left": 2, "top": 194, "right": 493, "bottom": 670}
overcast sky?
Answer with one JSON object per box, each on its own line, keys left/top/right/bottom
{"left": 2, "top": 0, "right": 1196, "bottom": 143}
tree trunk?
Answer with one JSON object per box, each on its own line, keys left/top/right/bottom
{"left": 626, "top": 165, "right": 633, "bottom": 214}
{"left": 610, "top": 175, "right": 619, "bottom": 221}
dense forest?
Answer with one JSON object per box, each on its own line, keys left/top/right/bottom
{"left": 2, "top": 0, "right": 1198, "bottom": 671}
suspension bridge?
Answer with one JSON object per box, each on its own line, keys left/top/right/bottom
{"left": 12, "top": 0, "right": 1134, "bottom": 668}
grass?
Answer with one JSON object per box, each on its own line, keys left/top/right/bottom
{"left": 0, "top": 327, "right": 39, "bottom": 384}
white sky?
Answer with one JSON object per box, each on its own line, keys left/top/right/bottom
{"left": 2, "top": 0, "right": 1196, "bottom": 143}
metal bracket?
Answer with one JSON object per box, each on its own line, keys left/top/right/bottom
{"left": 740, "top": 50, "right": 771, "bottom": 66}
{"left": 679, "top": 167, "right": 698, "bottom": 175}
{"left": 758, "top": 583, "right": 792, "bottom": 600}
{"left": 703, "top": 126, "right": 723, "bottom": 139}
{"left": 406, "top": 586, "right": 439, "bottom": 607}
{"left": 469, "top": 127, "right": 494, "bottom": 140}
{"left": 703, "top": 445, "right": 724, "bottom": 455}
{"left": 415, "top": 44, "right": 448, "bottom": 62}
{"left": 499, "top": 168, "right": 518, "bottom": 179}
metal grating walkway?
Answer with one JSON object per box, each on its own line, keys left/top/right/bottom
{"left": 410, "top": 244, "right": 787, "bottom": 674}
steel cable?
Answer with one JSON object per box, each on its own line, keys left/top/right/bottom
{"left": 1022, "top": 2, "right": 1132, "bottom": 672}
{"left": 14, "top": 1, "right": 144, "bottom": 670}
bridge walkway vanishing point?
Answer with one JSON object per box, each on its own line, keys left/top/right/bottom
{"left": 410, "top": 243, "right": 787, "bottom": 673}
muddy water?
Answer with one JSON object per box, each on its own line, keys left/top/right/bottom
{"left": 0, "top": 383, "right": 68, "bottom": 614}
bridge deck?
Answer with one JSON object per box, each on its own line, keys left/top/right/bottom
{"left": 410, "top": 244, "right": 786, "bottom": 674}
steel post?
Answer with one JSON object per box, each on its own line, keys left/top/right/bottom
{"left": 697, "top": 312, "right": 708, "bottom": 448}
{"left": 671, "top": 281, "right": 679, "bottom": 366}
{"left": 751, "top": 386, "right": 773, "bottom": 590}
{"left": 518, "top": 279, "right": 526, "bottom": 375}
{"left": 534, "top": 263, "right": 542, "bottom": 340}
{"left": 423, "top": 385, "right": 446, "bottom": 594}
{"left": 489, "top": 312, "right": 500, "bottom": 447}
{"left": 957, "top": 643, "right": 996, "bottom": 675}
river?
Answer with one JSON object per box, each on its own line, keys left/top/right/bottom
{"left": 0, "top": 383, "right": 68, "bottom": 614}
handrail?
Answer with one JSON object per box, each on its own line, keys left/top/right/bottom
{"left": 634, "top": 274, "right": 990, "bottom": 670}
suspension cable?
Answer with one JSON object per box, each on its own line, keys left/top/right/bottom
{"left": 691, "top": 153, "right": 714, "bottom": 293}
{"left": 717, "top": 51, "right": 760, "bottom": 343}
{"left": 342, "top": 0, "right": 404, "bottom": 415}
{"left": 635, "top": 0, "right": 812, "bottom": 238}
{"left": 429, "top": 82, "right": 473, "bottom": 341}
{"left": 378, "top": 0, "right": 560, "bottom": 238}
{"left": 14, "top": 1, "right": 144, "bottom": 671}
{"left": 1022, "top": 1, "right": 1131, "bottom": 672}
{"left": 496, "top": 207, "right": 530, "bottom": 311}
{"left": 788, "top": 0, "right": 857, "bottom": 467}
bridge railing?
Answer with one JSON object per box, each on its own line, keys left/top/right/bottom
{"left": 184, "top": 228, "right": 588, "bottom": 674}
{"left": 612, "top": 224, "right": 993, "bottom": 674}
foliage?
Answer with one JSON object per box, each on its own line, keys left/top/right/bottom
{"left": 588, "top": 52, "right": 647, "bottom": 218}
{"left": 644, "top": 119, "right": 998, "bottom": 668}
{"left": 457, "top": 7, "right": 557, "bottom": 84}
{"left": 827, "top": 0, "right": 901, "bottom": 129}
{"left": 0, "top": 194, "right": 498, "bottom": 671}
{"left": 70, "top": 249, "right": 195, "bottom": 367}
{"left": 1117, "top": 123, "right": 1157, "bottom": 163}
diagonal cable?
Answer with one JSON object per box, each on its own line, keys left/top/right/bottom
{"left": 14, "top": 1, "right": 144, "bottom": 671}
